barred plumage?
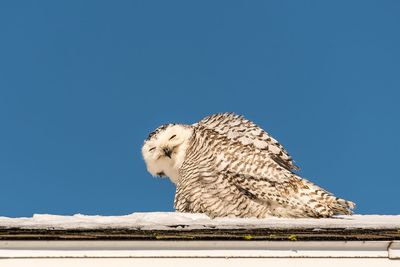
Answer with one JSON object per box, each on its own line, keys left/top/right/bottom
{"left": 142, "top": 113, "right": 355, "bottom": 218}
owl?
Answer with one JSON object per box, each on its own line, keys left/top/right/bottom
{"left": 142, "top": 113, "right": 355, "bottom": 218}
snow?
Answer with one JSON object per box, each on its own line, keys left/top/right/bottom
{"left": 0, "top": 212, "right": 399, "bottom": 230}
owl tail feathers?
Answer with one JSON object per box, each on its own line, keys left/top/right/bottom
{"left": 331, "top": 197, "right": 356, "bottom": 215}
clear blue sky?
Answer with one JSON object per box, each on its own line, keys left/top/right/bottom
{"left": 1, "top": 1, "right": 399, "bottom": 217}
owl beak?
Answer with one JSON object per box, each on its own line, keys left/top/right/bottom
{"left": 163, "top": 147, "right": 172, "bottom": 158}
{"left": 156, "top": 171, "right": 166, "bottom": 177}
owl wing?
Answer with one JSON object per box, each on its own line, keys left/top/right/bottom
{"left": 176, "top": 156, "right": 353, "bottom": 218}
{"left": 194, "top": 113, "right": 298, "bottom": 171}
{"left": 211, "top": 136, "right": 354, "bottom": 217}
{"left": 222, "top": 170, "right": 355, "bottom": 217}
{"left": 175, "top": 128, "right": 354, "bottom": 218}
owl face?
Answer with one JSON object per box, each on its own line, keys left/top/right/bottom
{"left": 142, "top": 124, "right": 193, "bottom": 184}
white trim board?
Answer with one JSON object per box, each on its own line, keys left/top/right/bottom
{"left": 0, "top": 240, "right": 399, "bottom": 259}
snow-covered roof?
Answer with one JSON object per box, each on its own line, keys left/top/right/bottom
{"left": 1, "top": 212, "right": 400, "bottom": 230}
{"left": 1, "top": 213, "right": 399, "bottom": 241}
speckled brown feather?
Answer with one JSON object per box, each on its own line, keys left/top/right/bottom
{"left": 174, "top": 126, "right": 355, "bottom": 218}
{"left": 195, "top": 113, "right": 299, "bottom": 171}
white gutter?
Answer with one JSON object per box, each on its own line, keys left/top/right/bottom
{"left": 389, "top": 241, "right": 400, "bottom": 259}
{"left": 0, "top": 240, "right": 398, "bottom": 259}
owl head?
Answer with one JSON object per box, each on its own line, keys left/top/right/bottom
{"left": 142, "top": 124, "right": 193, "bottom": 184}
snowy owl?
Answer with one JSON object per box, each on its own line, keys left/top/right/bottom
{"left": 142, "top": 113, "right": 355, "bottom": 218}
